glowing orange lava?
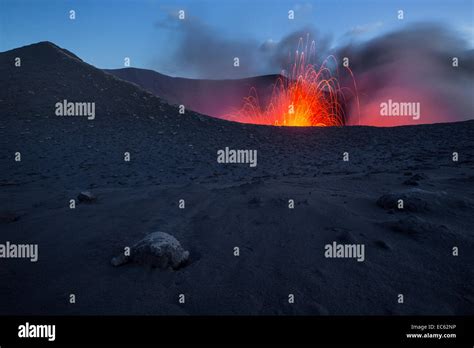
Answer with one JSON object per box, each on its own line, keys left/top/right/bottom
{"left": 228, "top": 37, "right": 356, "bottom": 127}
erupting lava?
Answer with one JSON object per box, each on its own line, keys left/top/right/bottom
{"left": 228, "top": 37, "right": 357, "bottom": 127}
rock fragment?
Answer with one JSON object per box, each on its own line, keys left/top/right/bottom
{"left": 111, "top": 231, "right": 189, "bottom": 269}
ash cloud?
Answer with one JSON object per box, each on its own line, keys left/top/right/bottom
{"left": 261, "top": 27, "right": 333, "bottom": 72}
{"left": 337, "top": 23, "right": 474, "bottom": 126}
{"left": 154, "top": 13, "right": 329, "bottom": 79}
{"left": 154, "top": 13, "right": 262, "bottom": 79}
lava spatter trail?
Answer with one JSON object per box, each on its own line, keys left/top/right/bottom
{"left": 228, "top": 37, "right": 359, "bottom": 127}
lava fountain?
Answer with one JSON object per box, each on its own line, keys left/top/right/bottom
{"left": 227, "top": 37, "right": 359, "bottom": 127}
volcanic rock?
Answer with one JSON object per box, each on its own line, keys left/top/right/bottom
{"left": 77, "top": 191, "right": 96, "bottom": 203}
{"left": 111, "top": 232, "right": 189, "bottom": 269}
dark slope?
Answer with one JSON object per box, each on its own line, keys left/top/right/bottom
{"left": 1, "top": 41, "right": 178, "bottom": 120}
{"left": 104, "top": 67, "right": 281, "bottom": 118}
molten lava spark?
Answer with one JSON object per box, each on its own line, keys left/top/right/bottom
{"left": 228, "top": 37, "right": 358, "bottom": 127}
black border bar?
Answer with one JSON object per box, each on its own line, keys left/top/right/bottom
{"left": 0, "top": 316, "right": 472, "bottom": 345}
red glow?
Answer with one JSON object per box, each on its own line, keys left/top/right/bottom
{"left": 226, "top": 37, "right": 357, "bottom": 127}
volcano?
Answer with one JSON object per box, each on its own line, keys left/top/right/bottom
{"left": 1, "top": 41, "right": 473, "bottom": 316}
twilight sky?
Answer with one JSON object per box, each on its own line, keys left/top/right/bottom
{"left": 0, "top": 0, "right": 473, "bottom": 78}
